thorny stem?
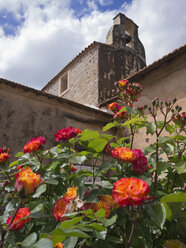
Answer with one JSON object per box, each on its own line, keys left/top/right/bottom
{"left": 127, "top": 219, "right": 136, "bottom": 248}
{"left": 36, "top": 151, "right": 43, "bottom": 170}
{"left": 124, "top": 207, "right": 137, "bottom": 248}
{"left": 5, "top": 172, "right": 11, "bottom": 181}
{"left": 152, "top": 102, "right": 182, "bottom": 193}
{"left": 171, "top": 173, "right": 177, "bottom": 192}
{"left": 130, "top": 124, "right": 135, "bottom": 150}
{"left": 92, "top": 157, "right": 98, "bottom": 185}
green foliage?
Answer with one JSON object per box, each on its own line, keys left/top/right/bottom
{"left": 0, "top": 85, "right": 185, "bottom": 248}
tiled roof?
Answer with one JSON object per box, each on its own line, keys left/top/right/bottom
{"left": 0, "top": 78, "right": 111, "bottom": 116}
{"left": 127, "top": 43, "right": 186, "bottom": 81}
{"left": 42, "top": 41, "right": 111, "bottom": 91}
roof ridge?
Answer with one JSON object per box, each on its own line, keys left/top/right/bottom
{"left": 42, "top": 41, "right": 106, "bottom": 91}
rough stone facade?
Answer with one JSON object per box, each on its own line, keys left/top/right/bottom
{"left": 128, "top": 45, "right": 186, "bottom": 150}
{"left": 43, "top": 13, "right": 146, "bottom": 106}
{"left": 0, "top": 79, "right": 112, "bottom": 157}
{"left": 62, "top": 46, "right": 99, "bottom": 106}
{"left": 98, "top": 44, "right": 145, "bottom": 103}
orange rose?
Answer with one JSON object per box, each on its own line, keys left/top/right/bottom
{"left": 54, "top": 243, "right": 64, "bottom": 248}
{"left": 24, "top": 136, "right": 46, "bottom": 153}
{"left": 15, "top": 167, "right": 42, "bottom": 195}
{"left": 118, "top": 80, "right": 129, "bottom": 87}
{"left": 53, "top": 197, "right": 70, "bottom": 222}
{"left": 0, "top": 152, "right": 10, "bottom": 163}
{"left": 108, "top": 102, "right": 118, "bottom": 113}
{"left": 6, "top": 207, "right": 31, "bottom": 230}
{"left": 93, "top": 195, "right": 116, "bottom": 218}
{"left": 64, "top": 187, "right": 77, "bottom": 201}
{"left": 112, "top": 177, "right": 150, "bottom": 207}
{"left": 112, "top": 147, "right": 135, "bottom": 162}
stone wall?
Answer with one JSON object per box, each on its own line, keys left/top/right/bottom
{"left": 63, "top": 45, "right": 99, "bottom": 106}
{"left": 130, "top": 50, "right": 186, "bottom": 149}
{"left": 44, "top": 79, "right": 59, "bottom": 96}
{"left": 98, "top": 45, "right": 146, "bottom": 103}
{"left": 45, "top": 45, "right": 99, "bottom": 106}
{"left": 0, "top": 79, "right": 112, "bottom": 158}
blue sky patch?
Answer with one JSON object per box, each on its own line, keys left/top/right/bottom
{"left": 69, "top": 0, "right": 132, "bottom": 18}
{"left": 0, "top": 9, "right": 25, "bottom": 36}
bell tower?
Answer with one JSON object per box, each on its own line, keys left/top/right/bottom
{"left": 98, "top": 13, "right": 146, "bottom": 104}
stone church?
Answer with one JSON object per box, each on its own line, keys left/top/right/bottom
{"left": 0, "top": 13, "right": 185, "bottom": 155}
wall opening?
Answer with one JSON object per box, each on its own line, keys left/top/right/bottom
{"left": 59, "top": 72, "right": 69, "bottom": 96}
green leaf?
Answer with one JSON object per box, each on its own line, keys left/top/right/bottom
{"left": 162, "top": 143, "right": 175, "bottom": 154}
{"left": 144, "top": 145, "right": 156, "bottom": 155}
{"left": 90, "top": 223, "right": 106, "bottom": 231}
{"left": 9, "top": 160, "right": 19, "bottom": 167}
{"left": 51, "top": 229, "right": 66, "bottom": 244}
{"left": 30, "top": 211, "right": 48, "bottom": 219}
{"left": 45, "top": 179, "right": 58, "bottom": 185}
{"left": 122, "top": 117, "right": 143, "bottom": 127}
{"left": 32, "top": 184, "right": 47, "bottom": 198}
{"left": 161, "top": 192, "right": 186, "bottom": 203}
{"left": 158, "top": 136, "right": 171, "bottom": 143}
{"left": 62, "top": 212, "right": 79, "bottom": 218}
{"left": 80, "top": 129, "right": 100, "bottom": 141}
{"left": 5, "top": 199, "right": 16, "bottom": 212}
{"left": 31, "top": 204, "right": 43, "bottom": 213}
{"left": 161, "top": 193, "right": 186, "bottom": 220}
{"left": 88, "top": 138, "right": 108, "bottom": 153}
{"left": 60, "top": 217, "right": 82, "bottom": 229}
{"left": 126, "top": 105, "right": 137, "bottom": 115}
{"left": 145, "top": 202, "right": 166, "bottom": 229}
{"left": 15, "top": 152, "right": 24, "bottom": 157}
{"left": 93, "top": 230, "right": 107, "bottom": 240}
{"left": 50, "top": 147, "right": 61, "bottom": 155}
{"left": 157, "top": 161, "right": 169, "bottom": 174}
{"left": 62, "top": 229, "right": 90, "bottom": 238}
{"left": 145, "top": 122, "right": 156, "bottom": 135}
{"left": 21, "top": 233, "right": 37, "bottom": 247}
{"left": 100, "top": 215, "right": 117, "bottom": 227}
{"left": 102, "top": 121, "right": 120, "bottom": 132}
{"left": 70, "top": 155, "right": 86, "bottom": 164}
{"left": 95, "top": 209, "right": 105, "bottom": 218}
{"left": 156, "top": 121, "right": 164, "bottom": 129}
{"left": 62, "top": 237, "right": 78, "bottom": 248}
{"left": 165, "top": 124, "right": 175, "bottom": 134}
{"left": 30, "top": 238, "right": 53, "bottom": 248}
{"left": 174, "top": 160, "right": 186, "bottom": 174}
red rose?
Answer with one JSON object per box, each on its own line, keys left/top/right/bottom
{"left": 54, "top": 126, "right": 82, "bottom": 141}
{"left": 132, "top": 149, "right": 148, "bottom": 174}
{"left": 6, "top": 207, "right": 31, "bottom": 230}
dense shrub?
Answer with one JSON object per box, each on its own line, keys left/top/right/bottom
{"left": 0, "top": 80, "right": 185, "bottom": 248}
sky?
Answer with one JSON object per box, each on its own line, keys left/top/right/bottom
{"left": 0, "top": 0, "right": 186, "bottom": 90}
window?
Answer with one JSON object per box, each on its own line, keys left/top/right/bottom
{"left": 59, "top": 72, "right": 69, "bottom": 96}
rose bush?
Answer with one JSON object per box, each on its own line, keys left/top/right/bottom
{"left": 0, "top": 80, "right": 185, "bottom": 248}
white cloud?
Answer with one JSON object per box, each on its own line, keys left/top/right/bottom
{"left": 123, "top": 0, "right": 186, "bottom": 64}
{"left": 98, "top": 0, "right": 113, "bottom": 6}
{"left": 0, "top": 0, "right": 185, "bottom": 89}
